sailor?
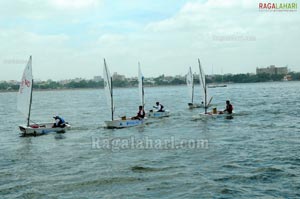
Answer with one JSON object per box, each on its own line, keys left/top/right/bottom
{"left": 153, "top": 102, "right": 164, "bottom": 112}
{"left": 224, "top": 100, "right": 233, "bottom": 114}
{"left": 53, "top": 116, "right": 66, "bottom": 128}
{"left": 132, "top": 106, "right": 145, "bottom": 120}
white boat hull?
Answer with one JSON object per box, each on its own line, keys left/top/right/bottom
{"left": 147, "top": 110, "right": 170, "bottom": 118}
{"left": 104, "top": 118, "right": 146, "bottom": 128}
{"left": 19, "top": 123, "right": 71, "bottom": 136}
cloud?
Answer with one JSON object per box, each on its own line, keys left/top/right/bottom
{"left": 0, "top": 0, "right": 299, "bottom": 80}
{"left": 0, "top": 28, "right": 76, "bottom": 80}
{"left": 0, "top": 0, "right": 102, "bottom": 20}
{"left": 143, "top": 0, "right": 300, "bottom": 73}
{"left": 146, "top": 0, "right": 257, "bottom": 33}
{"left": 49, "top": 0, "right": 100, "bottom": 10}
{"left": 97, "top": 34, "right": 127, "bottom": 46}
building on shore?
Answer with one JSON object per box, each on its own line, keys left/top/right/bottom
{"left": 256, "top": 65, "right": 288, "bottom": 75}
{"left": 112, "top": 72, "right": 126, "bottom": 81}
{"left": 93, "top": 76, "right": 103, "bottom": 82}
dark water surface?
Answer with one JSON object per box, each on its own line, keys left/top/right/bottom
{"left": 0, "top": 82, "right": 300, "bottom": 198}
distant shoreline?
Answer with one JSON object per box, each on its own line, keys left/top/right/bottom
{"left": 1, "top": 72, "right": 299, "bottom": 93}
{"left": 1, "top": 80, "right": 299, "bottom": 93}
{"left": 0, "top": 84, "right": 179, "bottom": 93}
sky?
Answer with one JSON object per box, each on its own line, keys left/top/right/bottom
{"left": 0, "top": 0, "right": 299, "bottom": 81}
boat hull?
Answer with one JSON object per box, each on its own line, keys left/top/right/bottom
{"left": 104, "top": 119, "right": 146, "bottom": 128}
{"left": 19, "top": 123, "right": 71, "bottom": 136}
{"left": 208, "top": 84, "right": 227, "bottom": 88}
{"left": 199, "top": 112, "right": 224, "bottom": 118}
{"left": 195, "top": 112, "right": 234, "bottom": 119}
{"left": 188, "top": 103, "right": 204, "bottom": 109}
{"left": 147, "top": 110, "right": 170, "bottom": 118}
{"left": 188, "top": 103, "right": 213, "bottom": 109}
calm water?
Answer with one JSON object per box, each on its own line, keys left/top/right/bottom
{"left": 0, "top": 82, "right": 300, "bottom": 198}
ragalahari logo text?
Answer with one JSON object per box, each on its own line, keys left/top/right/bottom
{"left": 259, "top": 2, "right": 297, "bottom": 12}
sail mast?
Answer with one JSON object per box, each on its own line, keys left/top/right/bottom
{"left": 27, "top": 56, "right": 33, "bottom": 126}
{"left": 198, "top": 59, "right": 207, "bottom": 114}
{"left": 138, "top": 62, "right": 145, "bottom": 107}
{"left": 204, "top": 79, "right": 207, "bottom": 114}
{"left": 191, "top": 68, "right": 194, "bottom": 104}
{"left": 110, "top": 76, "right": 114, "bottom": 120}
{"left": 103, "top": 59, "right": 114, "bottom": 121}
{"left": 17, "top": 55, "right": 33, "bottom": 126}
{"left": 142, "top": 74, "right": 144, "bottom": 107}
{"left": 28, "top": 79, "right": 33, "bottom": 126}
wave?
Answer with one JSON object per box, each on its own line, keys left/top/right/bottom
{"left": 221, "top": 164, "right": 241, "bottom": 169}
{"left": 130, "top": 165, "right": 180, "bottom": 173}
{"left": 59, "top": 176, "right": 145, "bottom": 190}
{"left": 254, "top": 167, "right": 284, "bottom": 173}
{"left": 220, "top": 187, "right": 242, "bottom": 195}
{"left": 214, "top": 166, "right": 289, "bottom": 183}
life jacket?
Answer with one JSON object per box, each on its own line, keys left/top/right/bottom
{"left": 159, "top": 104, "right": 164, "bottom": 110}
{"left": 137, "top": 110, "right": 145, "bottom": 118}
{"left": 57, "top": 116, "right": 65, "bottom": 123}
{"left": 227, "top": 104, "right": 233, "bottom": 113}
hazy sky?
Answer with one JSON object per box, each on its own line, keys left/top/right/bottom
{"left": 0, "top": 0, "right": 299, "bottom": 80}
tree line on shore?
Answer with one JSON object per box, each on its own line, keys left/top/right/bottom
{"left": 1, "top": 72, "right": 299, "bottom": 91}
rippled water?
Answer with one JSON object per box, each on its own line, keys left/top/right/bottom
{"left": 0, "top": 82, "right": 300, "bottom": 198}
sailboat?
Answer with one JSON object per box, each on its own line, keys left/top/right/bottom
{"left": 198, "top": 59, "right": 213, "bottom": 115}
{"left": 186, "top": 67, "right": 205, "bottom": 109}
{"left": 103, "top": 59, "right": 146, "bottom": 128}
{"left": 18, "top": 56, "right": 71, "bottom": 136}
{"left": 197, "top": 59, "right": 233, "bottom": 118}
{"left": 137, "top": 63, "right": 169, "bottom": 118}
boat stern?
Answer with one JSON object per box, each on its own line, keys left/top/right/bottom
{"left": 147, "top": 110, "right": 170, "bottom": 118}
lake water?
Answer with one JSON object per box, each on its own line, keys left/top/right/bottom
{"left": 0, "top": 82, "right": 300, "bottom": 198}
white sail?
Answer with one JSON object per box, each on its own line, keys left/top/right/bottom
{"left": 186, "top": 67, "right": 194, "bottom": 103}
{"left": 103, "top": 59, "right": 114, "bottom": 120}
{"left": 17, "top": 56, "right": 33, "bottom": 124}
{"left": 198, "top": 59, "right": 207, "bottom": 107}
{"left": 138, "top": 62, "right": 145, "bottom": 107}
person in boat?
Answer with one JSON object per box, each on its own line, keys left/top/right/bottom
{"left": 224, "top": 100, "right": 233, "bottom": 114}
{"left": 52, "top": 116, "right": 66, "bottom": 128}
{"left": 153, "top": 102, "right": 164, "bottom": 112}
{"left": 132, "top": 106, "right": 145, "bottom": 120}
